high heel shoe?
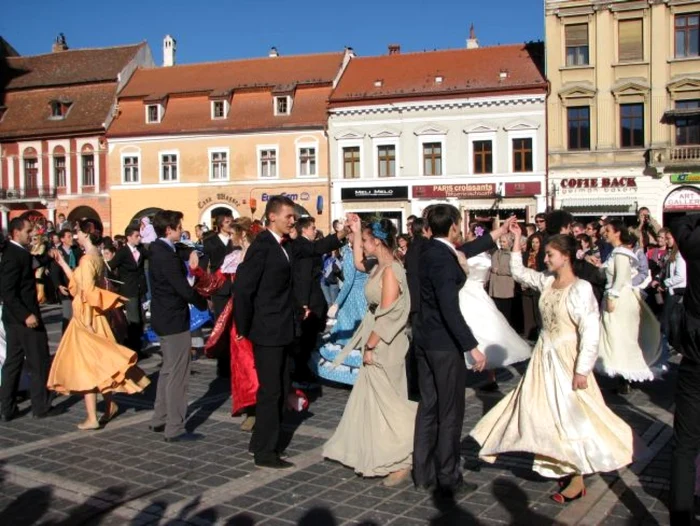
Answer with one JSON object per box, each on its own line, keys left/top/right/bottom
{"left": 551, "top": 487, "right": 586, "bottom": 504}
{"left": 99, "top": 402, "right": 119, "bottom": 425}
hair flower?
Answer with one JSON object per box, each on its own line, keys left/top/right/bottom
{"left": 371, "top": 222, "right": 388, "bottom": 241}
{"left": 474, "top": 226, "right": 485, "bottom": 237}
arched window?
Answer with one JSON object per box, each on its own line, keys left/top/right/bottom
{"left": 23, "top": 147, "right": 38, "bottom": 193}
{"left": 81, "top": 144, "right": 95, "bottom": 187}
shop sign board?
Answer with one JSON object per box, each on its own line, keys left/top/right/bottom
{"left": 412, "top": 183, "right": 496, "bottom": 199}
{"left": 341, "top": 186, "right": 409, "bottom": 200}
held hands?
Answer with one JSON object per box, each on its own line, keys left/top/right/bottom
{"left": 497, "top": 216, "right": 518, "bottom": 238}
{"left": 508, "top": 220, "right": 522, "bottom": 239}
{"left": 572, "top": 373, "right": 588, "bottom": 390}
{"left": 189, "top": 251, "right": 199, "bottom": 270}
{"left": 470, "top": 348, "right": 486, "bottom": 372}
{"left": 346, "top": 213, "right": 361, "bottom": 234}
{"left": 605, "top": 298, "right": 616, "bottom": 313}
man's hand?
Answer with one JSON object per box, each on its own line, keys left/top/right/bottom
{"left": 470, "top": 348, "right": 486, "bottom": 372}
{"left": 58, "top": 285, "right": 70, "bottom": 296}
{"left": 303, "top": 306, "right": 311, "bottom": 320}
{"left": 346, "top": 213, "right": 361, "bottom": 234}
{"left": 25, "top": 314, "right": 39, "bottom": 329}
{"left": 605, "top": 299, "right": 615, "bottom": 313}
{"left": 189, "top": 251, "right": 199, "bottom": 269}
{"left": 573, "top": 374, "right": 588, "bottom": 390}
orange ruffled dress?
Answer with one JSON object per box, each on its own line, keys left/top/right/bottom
{"left": 47, "top": 254, "right": 150, "bottom": 395}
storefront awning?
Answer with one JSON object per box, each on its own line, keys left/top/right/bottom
{"left": 561, "top": 196, "right": 638, "bottom": 216}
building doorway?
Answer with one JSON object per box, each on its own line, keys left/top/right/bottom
{"left": 199, "top": 203, "right": 240, "bottom": 230}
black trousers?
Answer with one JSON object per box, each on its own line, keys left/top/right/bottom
{"left": 493, "top": 298, "right": 514, "bottom": 329}
{"left": 124, "top": 296, "right": 144, "bottom": 353}
{"left": 293, "top": 314, "right": 324, "bottom": 382}
{"left": 413, "top": 344, "right": 466, "bottom": 490}
{"left": 211, "top": 293, "right": 231, "bottom": 378}
{"left": 0, "top": 323, "right": 50, "bottom": 417}
{"left": 670, "top": 313, "right": 700, "bottom": 525}
{"left": 250, "top": 343, "right": 292, "bottom": 462}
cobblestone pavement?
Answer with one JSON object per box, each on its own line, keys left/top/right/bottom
{"left": 0, "top": 304, "right": 676, "bottom": 525}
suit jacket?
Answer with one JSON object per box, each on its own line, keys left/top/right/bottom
{"left": 405, "top": 235, "right": 428, "bottom": 316}
{"left": 50, "top": 244, "right": 82, "bottom": 297}
{"left": 204, "top": 234, "right": 234, "bottom": 274}
{"left": 0, "top": 242, "right": 43, "bottom": 327}
{"left": 290, "top": 236, "right": 328, "bottom": 318}
{"left": 108, "top": 244, "right": 148, "bottom": 298}
{"left": 672, "top": 214, "right": 700, "bottom": 318}
{"left": 234, "top": 230, "right": 342, "bottom": 347}
{"left": 414, "top": 235, "right": 495, "bottom": 353}
{"left": 148, "top": 239, "right": 206, "bottom": 336}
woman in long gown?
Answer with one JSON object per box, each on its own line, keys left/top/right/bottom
{"left": 47, "top": 219, "right": 150, "bottom": 430}
{"left": 471, "top": 225, "right": 641, "bottom": 503}
{"left": 596, "top": 219, "right": 660, "bottom": 392}
{"left": 323, "top": 216, "right": 417, "bottom": 487}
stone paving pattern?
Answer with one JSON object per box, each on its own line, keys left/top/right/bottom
{"left": 0, "top": 305, "right": 677, "bottom": 525}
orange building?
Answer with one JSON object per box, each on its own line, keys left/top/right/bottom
{"left": 106, "top": 45, "right": 352, "bottom": 235}
{"left": 0, "top": 35, "right": 153, "bottom": 233}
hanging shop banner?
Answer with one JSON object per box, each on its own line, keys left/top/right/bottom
{"left": 670, "top": 173, "right": 700, "bottom": 184}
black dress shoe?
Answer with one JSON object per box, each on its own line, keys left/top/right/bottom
{"left": 32, "top": 406, "right": 66, "bottom": 419}
{"left": 438, "top": 481, "right": 478, "bottom": 500}
{"left": 149, "top": 424, "right": 165, "bottom": 433}
{"left": 164, "top": 432, "right": 203, "bottom": 443}
{"left": 478, "top": 381, "right": 499, "bottom": 392}
{"left": 0, "top": 408, "right": 18, "bottom": 422}
{"left": 254, "top": 457, "right": 295, "bottom": 470}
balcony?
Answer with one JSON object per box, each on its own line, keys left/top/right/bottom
{"left": 648, "top": 145, "right": 700, "bottom": 169}
{"left": 0, "top": 187, "right": 58, "bottom": 201}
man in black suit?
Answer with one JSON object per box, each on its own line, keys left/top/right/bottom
{"left": 107, "top": 225, "right": 148, "bottom": 357}
{"left": 203, "top": 211, "right": 236, "bottom": 378}
{"left": 0, "top": 218, "right": 62, "bottom": 421}
{"left": 149, "top": 210, "right": 207, "bottom": 442}
{"left": 50, "top": 228, "right": 82, "bottom": 333}
{"left": 234, "top": 196, "right": 344, "bottom": 469}
{"left": 412, "top": 205, "right": 515, "bottom": 496}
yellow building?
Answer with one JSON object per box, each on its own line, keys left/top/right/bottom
{"left": 106, "top": 44, "right": 352, "bottom": 235}
{"left": 546, "top": 0, "right": 700, "bottom": 223}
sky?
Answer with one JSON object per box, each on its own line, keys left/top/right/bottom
{"left": 1, "top": 0, "right": 544, "bottom": 63}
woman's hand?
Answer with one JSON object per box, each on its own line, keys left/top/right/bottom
{"left": 346, "top": 213, "right": 361, "bottom": 234}
{"left": 605, "top": 299, "right": 615, "bottom": 313}
{"left": 189, "top": 251, "right": 199, "bottom": 270}
{"left": 363, "top": 350, "right": 374, "bottom": 366}
{"left": 572, "top": 374, "right": 588, "bottom": 390}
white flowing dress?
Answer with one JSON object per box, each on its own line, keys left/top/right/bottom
{"left": 459, "top": 253, "right": 531, "bottom": 370}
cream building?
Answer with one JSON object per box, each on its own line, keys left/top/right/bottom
{"left": 546, "top": 0, "right": 700, "bottom": 224}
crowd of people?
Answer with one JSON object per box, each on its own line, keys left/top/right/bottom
{"left": 0, "top": 198, "right": 698, "bottom": 524}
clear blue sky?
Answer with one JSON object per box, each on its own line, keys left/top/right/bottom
{"left": 2, "top": 0, "right": 543, "bottom": 63}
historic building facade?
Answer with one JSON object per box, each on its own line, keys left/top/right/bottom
{"left": 0, "top": 35, "right": 153, "bottom": 233}
{"left": 106, "top": 46, "right": 352, "bottom": 234}
{"left": 546, "top": 0, "right": 700, "bottom": 224}
{"left": 327, "top": 42, "right": 548, "bottom": 232}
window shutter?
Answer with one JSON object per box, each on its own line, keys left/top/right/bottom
{"left": 566, "top": 24, "right": 588, "bottom": 47}
{"left": 619, "top": 19, "right": 643, "bottom": 62}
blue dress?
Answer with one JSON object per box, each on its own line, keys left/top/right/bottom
{"left": 313, "top": 244, "right": 369, "bottom": 385}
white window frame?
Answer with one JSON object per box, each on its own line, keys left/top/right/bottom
{"left": 274, "top": 96, "right": 292, "bottom": 116}
{"left": 159, "top": 150, "right": 180, "bottom": 183}
{"left": 507, "top": 131, "right": 537, "bottom": 174}
{"left": 417, "top": 135, "right": 446, "bottom": 177}
{"left": 81, "top": 151, "right": 96, "bottom": 187}
{"left": 296, "top": 142, "right": 318, "bottom": 178}
{"left": 257, "top": 144, "right": 279, "bottom": 179}
{"left": 211, "top": 100, "right": 229, "bottom": 120}
{"left": 467, "top": 131, "right": 497, "bottom": 175}
{"left": 145, "top": 104, "right": 162, "bottom": 124}
{"left": 53, "top": 152, "right": 67, "bottom": 188}
{"left": 372, "top": 138, "right": 400, "bottom": 178}
{"left": 121, "top": 152, "right": 141, "bottom": 184}
{"left": 337, "top": 139, "right": 364, "bottom": 180}
{"left": 208, "top": 147, "right": 230, "bottom": 182}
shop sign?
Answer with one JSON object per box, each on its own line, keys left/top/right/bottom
{"left": 505, "top": 182, "right": 542, "bottom": 197}
{"left": 341, "top": 186, "right": 409, "bottom": 201}
{"left": 261, "top": 192, "right": 311, "bottom": 202}
{"left": 412, "top": 183, "right": 495, "bottom": 199}
{"left": 560, "top": 177, "right": 636, "bottom": 192}
{"left": 670, "top": 173, "right": 700, "bottom": 184}
{"left": 664, "top": 187, "right": 700, "bottom": 211}
{"left": 198, "top": 193, "right": 242, "bottom": 209}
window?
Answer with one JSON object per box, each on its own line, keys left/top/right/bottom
{"left": 210, "top": 151, "right": 228, "bottom": 180}
{"left": 676, "top": 100, "right": 700, "bottom": 145}
{"left": 620, "top": 103, "right": 645, "bottom": 148}
{"left": 212, "top": 101, "right": 226, "bottom": 119}
{"left": 473, "top": 140, "right": 493, "bottom": 174}
{"left": 24, "top": 158, "right": 38, "bottom": 189}
{"left": 675, "top": 13, "right": 700, "bottom": 58}
{"left": 82, "top": 154, "right": 95, "bottom": 186}
{"left": 123, "top": 156, "right": 139, "bottom": 183}
{"left": 146, "top": 104, "right": 160, "bottom": 123}
{"left": 377, "top": 145, "right": 396, "bottom": 177}
{"left": 161, "top": 153, "right": 178, "bottom": 181}
{"left": 299, "top": 147, "right": 316, "bottom": 176}
{"left": 619, "top": 19, "right": 643, "bottom": 62}
{"left": 260, "top": 149, "right": 277, "bottom": 178}
{"left": 343, "top": 147, "right": 360, "bottom": 179}
{"left": 565, "top": 24, "right": 589, "bottom": 66}
{"left": 512, "top": 138, "right": 533, "bottom": 172}
{"left": 54, "top": 156, "right": 66, "bottom": 187}
{"left": 423, "top": 142, "right": 442, "bottom": 176}
{"left": 50, "top": 101, "right": 65, "bottom": 119}
{"left": 567, "top": 106, "right": 591, "bottom": 150}
{"left": 275, "top": 96, "right": 289, "bottom": 115}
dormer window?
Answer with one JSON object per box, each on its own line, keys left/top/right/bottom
{"left": 211, "top": 100, "right": 228, "bottom": 120}
{"left": 49, "top": 100, "right": 71, "bottom": 120}
{"left": 146, "top": 104, "right": 161, "bottom": 123}
{"left": 275, "top": 96, "right": 291, "bottom": 116}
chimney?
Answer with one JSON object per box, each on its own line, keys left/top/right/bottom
{"left": 163, "top": 35, "right": 176, "bottom": 67}
{"left": 466, "top": 23, "right": 479, "bottom": 49}
{"left": 269, "top": 46, "right": 279, "bottom": 57}
{"left": 52, "top": 33, "right": 68, "bottom": 53}
{"left": 388, "top": 44, "right": 400, "bottom": 55}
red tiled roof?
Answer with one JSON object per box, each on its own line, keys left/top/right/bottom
{"left": 3, "top": 44, "right": 144, "bottom": 90}
{"left": 107, "top": 86, "right": 332, "bottom": 137}
{"left": 0, "top": 83, "right": 117, "bottom": 139}
{"left": 119, "top": 52, "right": 346, "bottom": 98}
{"left": 330, "top": 44, "right": 546, "bottom": 105}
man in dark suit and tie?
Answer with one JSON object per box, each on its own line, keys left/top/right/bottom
{"left": 107, "top": 225, "right": 149, "bottom": 358}
{"left": 204, "top": 211, "right": 236, "bottom": 378}
{"left": 0, "top": 218, "right": 62, "bottom": 421}
{"left": 149, "top": 210, "right": 207, "bottom": 442}
{"left": 234, "top": 196, "right": 344, "bottom": 469}
{"left": 50, "top": 228, "right": 82, "bottom": 333}
{"left": 412, "top": 205, "right": 515, "bottom": 497}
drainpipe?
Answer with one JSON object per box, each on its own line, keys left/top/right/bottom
{"left": 545, "top": 79, "right": 552, "bottom": 212}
